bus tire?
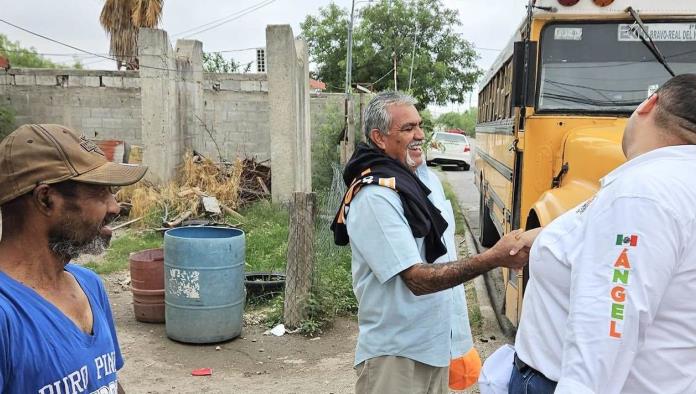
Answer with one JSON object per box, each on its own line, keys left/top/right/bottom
{"left": 479, "top": 188, "right": 500, "bottom": 248}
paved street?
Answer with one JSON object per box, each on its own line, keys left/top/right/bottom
{"left": 437, "top": 137, "right": 481, "bottom": 240}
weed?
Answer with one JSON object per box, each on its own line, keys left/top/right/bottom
{"left": 238, "top": 200, "right": 289, "bottom": 273}
{"left": 0, "top": 105, "right": 15, "bottom": 141}
{"left": 465, "top": 281, "right": 483, "bottom": 336}
{"left": 441, "top": 180, "right": 465, "bottom": 236}
{"left": 239, "top": 182, "right": 356, "bottom": 335}
{"left": 83, "top": 231, "right": 162, "bottom": 275}
{"left": 311, "top": 101, "right": 344, "bottom": 192}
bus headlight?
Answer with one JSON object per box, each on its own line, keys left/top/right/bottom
{"left": 592, "top": 0, "right": 615, "bottom": 6}
{"left": 557, "top": 0, "right": 579, "bottom": 6}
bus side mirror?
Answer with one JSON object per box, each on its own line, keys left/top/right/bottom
{"left": 511, "top": 41, "right": 538, "bottom": 108}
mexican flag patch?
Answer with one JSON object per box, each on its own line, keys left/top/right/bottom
{"left": 616, "top": 234, "right": 638, "bottom": 247}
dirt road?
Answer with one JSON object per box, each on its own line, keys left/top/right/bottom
{"left": 106, "top": 152, "right": 511, "bottom": 393}
{"left": 106, "top": 273, "right": 357, "bottom": 394}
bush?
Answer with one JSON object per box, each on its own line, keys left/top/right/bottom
{"left": 243, "top": 184, "right": 356, "bottom": 336}
{"left": 312, "top": 102, "right": 344, "bottom": 192}
{"left": 0, "top": 105, "right": 15, "bottom": 141}
{"left": 240, "top": 199, "right": 289, "bottom": 273}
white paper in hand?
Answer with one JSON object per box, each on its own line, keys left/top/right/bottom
{"left": 479, "top": 344, "right": 515, "bottom": 394}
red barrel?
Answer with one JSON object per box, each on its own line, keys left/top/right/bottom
{"left": 129, "top": 248, "right": 165, "bottom": 323}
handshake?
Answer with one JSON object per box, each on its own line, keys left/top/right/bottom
{"left": 482, "top": 228, "right": 542, "bottom": 270}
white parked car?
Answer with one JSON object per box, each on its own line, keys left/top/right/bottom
{"left": 426, "top": 131, "right": 471, "bottom": 170}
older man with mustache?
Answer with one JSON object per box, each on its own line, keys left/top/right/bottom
{"left": 332, "top": 92, "right": 536, "bottom": 394}
{"left": 0, "top": 124, "right": 148, "bottom": 394}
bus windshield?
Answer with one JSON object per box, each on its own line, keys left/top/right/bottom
{"left": 538, "top": 21, "right": 696, "bottom": 113}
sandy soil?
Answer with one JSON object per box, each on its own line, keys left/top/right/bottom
{"left": 106, "top": 273, "right": 508, "bottom": 394}
{"left": 105, "top": 272, "right": 358, "bottom": 394}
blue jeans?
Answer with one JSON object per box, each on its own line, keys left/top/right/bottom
{"left": 508, "top": 360, "right": 557, "bottom": 394}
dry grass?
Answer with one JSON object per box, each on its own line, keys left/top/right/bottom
{"left": 180, "top": 152, "right": 244, "bottom": 209}
{"left": 117, "top": 152, "right": 245, "bottom": 228}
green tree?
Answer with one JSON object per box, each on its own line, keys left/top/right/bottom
{"left": 300, "top": 3, "right": 349, "bottom": 87}
{"left": 436, "top": 108, "right": 477, "bottom": 136}
{"left": 0, "top": 34, "right": 61, "bottom": 68}
{"left": 202, "top": 52, "right": 251, "bottom": 73}
{"left": 0, "top": 34, "right": 84, "bottom": 69}
{"left": 300, "top": 0, "right": 482, "bottom": 108}
{"left": 0, "top": 105, "right": 16, "bottom": 141}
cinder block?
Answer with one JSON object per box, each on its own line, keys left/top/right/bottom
{"left": 260, "top": 81, "right": 268, "bottom": 92}
{"left": 123, "top": 77, "right": 141, "bottom": 89}
{"left": 72, "top": 107, "right": 92, "bottom": 118}
{"left": 69, "top": 75, "right": 100, "bottom": 87}
{"left": 226, "top": 111, "right": 244, "bottom": 122}
{"left": 102, "top": 76, "right": 124, "bottom": 88}
{"left": 36, "top": 75, "right": 57, "bottom": 86}
{"left": 240, "top": 80, "right": 260, "bottom": 92}
{"left": 220, "top": 80, "right": 241, "bottom": 91}
{"left": 121, "top": 118, "right": 140, "bottom": 129}
{"left": 14, "top": 75, "right": 36, "bottom": 86}
{"left": 82, "top": 118, "right": 103, "bottom": 128}
{"left": 70, "top": 95, "right": 83, "bottom": 107}
{"left": 91, "top": 108, "right": 111, "bottom": 118}
{"left": 100, "top": 95, "right": 125, "bottom": 108}
{"left": 103, "top": 118, "right": 122, "bottom": 128}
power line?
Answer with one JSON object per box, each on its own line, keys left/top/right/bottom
{"left": 474, "top": 45, "right": 503, "bottom": 52}
{"left": 173, "top": 0, "right": 274, "bottom": 37}
{"left": 0, "top": 18, "right": 180, "bottom": 72}
{"left": 0, "top": 47, "right": 260, "bottom": 57}
{"left": 0, "top": 19, "right": 265, "bottom": 73}
{"left": 0, "top": 18, "right": 115, "bottom": 63}
{"left": 174, "top": 0, "right": 278, "bottom": 38}
{"left": 371, "top": 67, "right": 395, "bottom": 86}
{"left": 215, "top": 47, "right": 260, "bottom": 53}
{"left": 0, "top": 49, "right": 102, "bottom": 57}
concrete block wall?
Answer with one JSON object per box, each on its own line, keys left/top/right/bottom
{"left": 0, "top": 69, "right": 141, "bottom": 143}
{"left": 201, "top": 73, "right": 270, "bottom": 161}
{"left": 309, "top": 93, "right": 346, "bottom": 141}
{"left": 1, "top": 27, "right": 349, "bottom": 188}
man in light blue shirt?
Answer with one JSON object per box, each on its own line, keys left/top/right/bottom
{"left": 333, "top": 92, "right": 534, "bottom": 394}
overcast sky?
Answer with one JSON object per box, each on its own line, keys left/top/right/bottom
{"left": 0, "top": 0, "right": 526, "bottom": 112}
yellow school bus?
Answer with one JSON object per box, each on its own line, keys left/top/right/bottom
{"left": 474, "top": 0, "right": 696, "bottom": 326}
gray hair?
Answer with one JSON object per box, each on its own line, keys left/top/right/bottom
{"left": 363, "top": 91, "right": 417, "bottom": 146}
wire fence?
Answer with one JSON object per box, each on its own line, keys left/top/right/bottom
{"left": 283, "top": 162, "right": 354, "bottom": 331}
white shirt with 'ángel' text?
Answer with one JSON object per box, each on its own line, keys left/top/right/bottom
{"left": 514, "top": 145, "right": 696, "bottom": 394}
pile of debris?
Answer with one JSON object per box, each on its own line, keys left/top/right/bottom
{"left": 116, "top": 152, "right": 271, "bottom": 229}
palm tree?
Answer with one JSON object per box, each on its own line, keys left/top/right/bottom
{"left": 100, "top": 0, "right": 163, "bottom": 70}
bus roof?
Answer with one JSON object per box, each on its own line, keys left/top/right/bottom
{"left": 478, "top": 0, "right": 696, "bottom": 92}
{"left": 534, "top": 0, "right": 696, "bottom": 16}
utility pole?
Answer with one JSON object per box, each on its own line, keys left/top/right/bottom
{"left": 407, "top": 0, "right": 418, "bottom": 92}
{"left": 407, "top": 25, "right": 418, "bottom": 92}
{"left": 393, "top": 51, "right": 398, "bottom": 91}
{"left": 345, "top": 0, "right": 357, "bottom": 95}
{"left": 342, "top": 0, "right": 360, "bottom": 164}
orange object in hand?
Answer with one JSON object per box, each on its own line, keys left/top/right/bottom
{"left": 448, "top": 347, "right": 482, "bottom": 391}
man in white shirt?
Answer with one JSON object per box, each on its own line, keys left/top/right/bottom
{"left": 512, "top": 73, "right": 696, "bottom": 394}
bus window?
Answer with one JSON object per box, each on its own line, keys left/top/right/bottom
{"left": 537, "top": 22, "right": 696, "bottom": 113}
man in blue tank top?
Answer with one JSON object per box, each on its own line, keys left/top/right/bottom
{"left": 0, "top": 124, "right": 148, "bottom": 393}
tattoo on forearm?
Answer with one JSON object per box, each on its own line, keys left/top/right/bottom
{"left": 401, "top": 256, "right": 489, "bottom": 296}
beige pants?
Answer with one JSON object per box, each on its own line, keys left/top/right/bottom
{"left": 354, "top": 356, "right": 449, "bottom": 394}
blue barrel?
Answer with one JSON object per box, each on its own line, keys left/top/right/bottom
{"left": 164, "top": 226, "right": 245, "bottom": 343}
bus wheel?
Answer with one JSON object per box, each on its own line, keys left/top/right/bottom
{"left": 479, "top": 189, "right": 499, "bottom": 247}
